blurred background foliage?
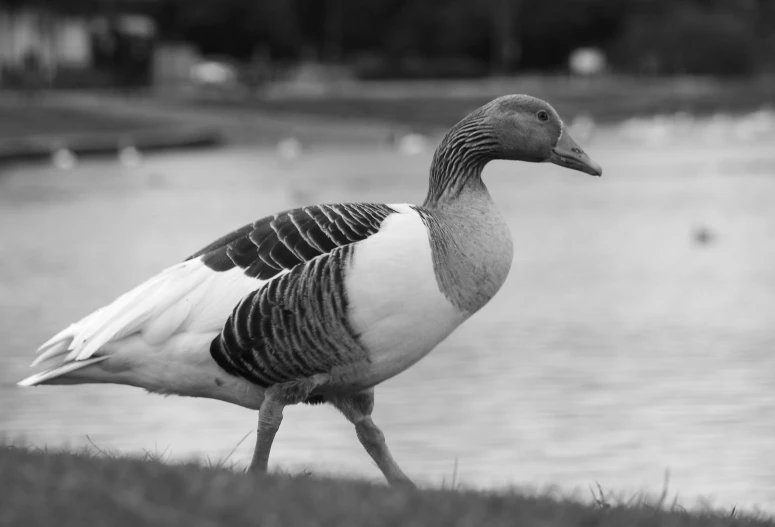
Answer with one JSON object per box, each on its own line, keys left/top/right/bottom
{"left": 1, "top": 0, "right": 774, "bottom": 80}
{"left": 160, "top": 0, "right": 774, "bottom": 77}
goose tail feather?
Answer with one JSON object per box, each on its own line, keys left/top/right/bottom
{"left": 17, "top": 356, "right": 109, "bottom": 387}
{"left": 30, "top": 339, "right": 72, "bottom": 367}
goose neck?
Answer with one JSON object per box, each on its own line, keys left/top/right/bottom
{"left": 422, "top": 116, "right": 498, "bottom": 209}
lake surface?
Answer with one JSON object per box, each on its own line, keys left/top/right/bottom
{"left": 2, "top": 127, "right": 775, "bottom": 511}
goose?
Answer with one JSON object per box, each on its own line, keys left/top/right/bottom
{"left": 18, "top": 95, "right": 602, "bottom": 487}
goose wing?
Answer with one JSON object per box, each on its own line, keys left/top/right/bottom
{"left": 23, "top": 204, "right": 398, "bottom": 381}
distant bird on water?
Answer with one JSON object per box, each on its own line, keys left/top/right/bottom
{"left": 19, "top": 95, "right": 602, "bottom": 487}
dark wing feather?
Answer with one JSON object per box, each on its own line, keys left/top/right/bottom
{"left": 192, "top": 203, "right": 399, "bottom": 388}
{"left": 185, "top": 203, "right": 397, "bottom": 281}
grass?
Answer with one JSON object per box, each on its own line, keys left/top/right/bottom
{"left": 1, "top": 445, "right": 772, "bottom": 527}
{"left": 0, "top": 97, "right": 165, "bottom": 140}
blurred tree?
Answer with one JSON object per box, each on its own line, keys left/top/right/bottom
{"left": 517, "top": 0, "right": 628, "bottom": 71}
{"left": 323, "top": 0, "right": 343, "bottom": 62}
{"left": 610, "top": 1, "right": 758, "bottom": 76}
{"left": 490, "top": 0, "right": 521, "bottom": 73}
{"left": 145, "top": 0, "right": 770, "bottom": 77}
{"left": 157, "top": 0, "right": 301, "bottom": 60}
{"left": 0, "top": 0, "right": 98, "bottom": 12}
{"left": 339, "top": 0, "right": 407, "bottom": 54}
{"left": 390, "top": 0, "right": 491, "bottom": 59}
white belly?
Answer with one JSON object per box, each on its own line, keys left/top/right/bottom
{"left": 345, "top": 204, "right": 466, "bottom": 386}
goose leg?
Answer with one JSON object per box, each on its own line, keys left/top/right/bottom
{"left": 248, "top": 375, "right": 329, "bottom": 473}
{"left": 248, "top": 396, "right": 284, "bottom": 473}
{"left": 331, "top": 389, "right": 415, "bottom": 488}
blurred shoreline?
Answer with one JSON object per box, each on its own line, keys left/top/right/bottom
{"left": 1, "top": 74, "right": 774, "bottom": 161}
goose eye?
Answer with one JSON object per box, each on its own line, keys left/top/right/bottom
{"left": 537, "top": 111, "right": 549, "bottom": 122}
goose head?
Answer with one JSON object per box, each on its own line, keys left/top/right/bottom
{"left": 425, "top": 94, "right": 602, "bottom": 207}
{"left": 483, "top": 94, "right": 602, "bottom": 176}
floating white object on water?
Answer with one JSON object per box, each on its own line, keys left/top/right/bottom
{"left": 276, "top": 137, "right": 302, "bottom": 161}
{"left": 118, "top": 145, "right": 143, "bottom": 167}
{"left": 397, "top": 133, "right": 428, "bottom": 156}
{"left": 52, "top": 147, "right": 77, "bottom": 170}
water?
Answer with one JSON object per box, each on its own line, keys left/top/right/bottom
{"left": 1, "top": 132, "right": 774, "bottom": 511}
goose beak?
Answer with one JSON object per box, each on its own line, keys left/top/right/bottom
{"left": 549, "top": 130, "right": 602, "bottom": 176}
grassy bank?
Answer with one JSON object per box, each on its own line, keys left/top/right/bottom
{"left": 3, "top": 76, "right": 773, "bottom": 156}
{"left": 191, "top": 76, "right": 775, "bottom": 131}
{"left": 0, "top": 96, "right": 166, "bottom": 140}
{"left": 1, "top": 446, "right": 770, "bottom": 527}
{"left": 0, "top": 94, "right": 221, "bottom": 165}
